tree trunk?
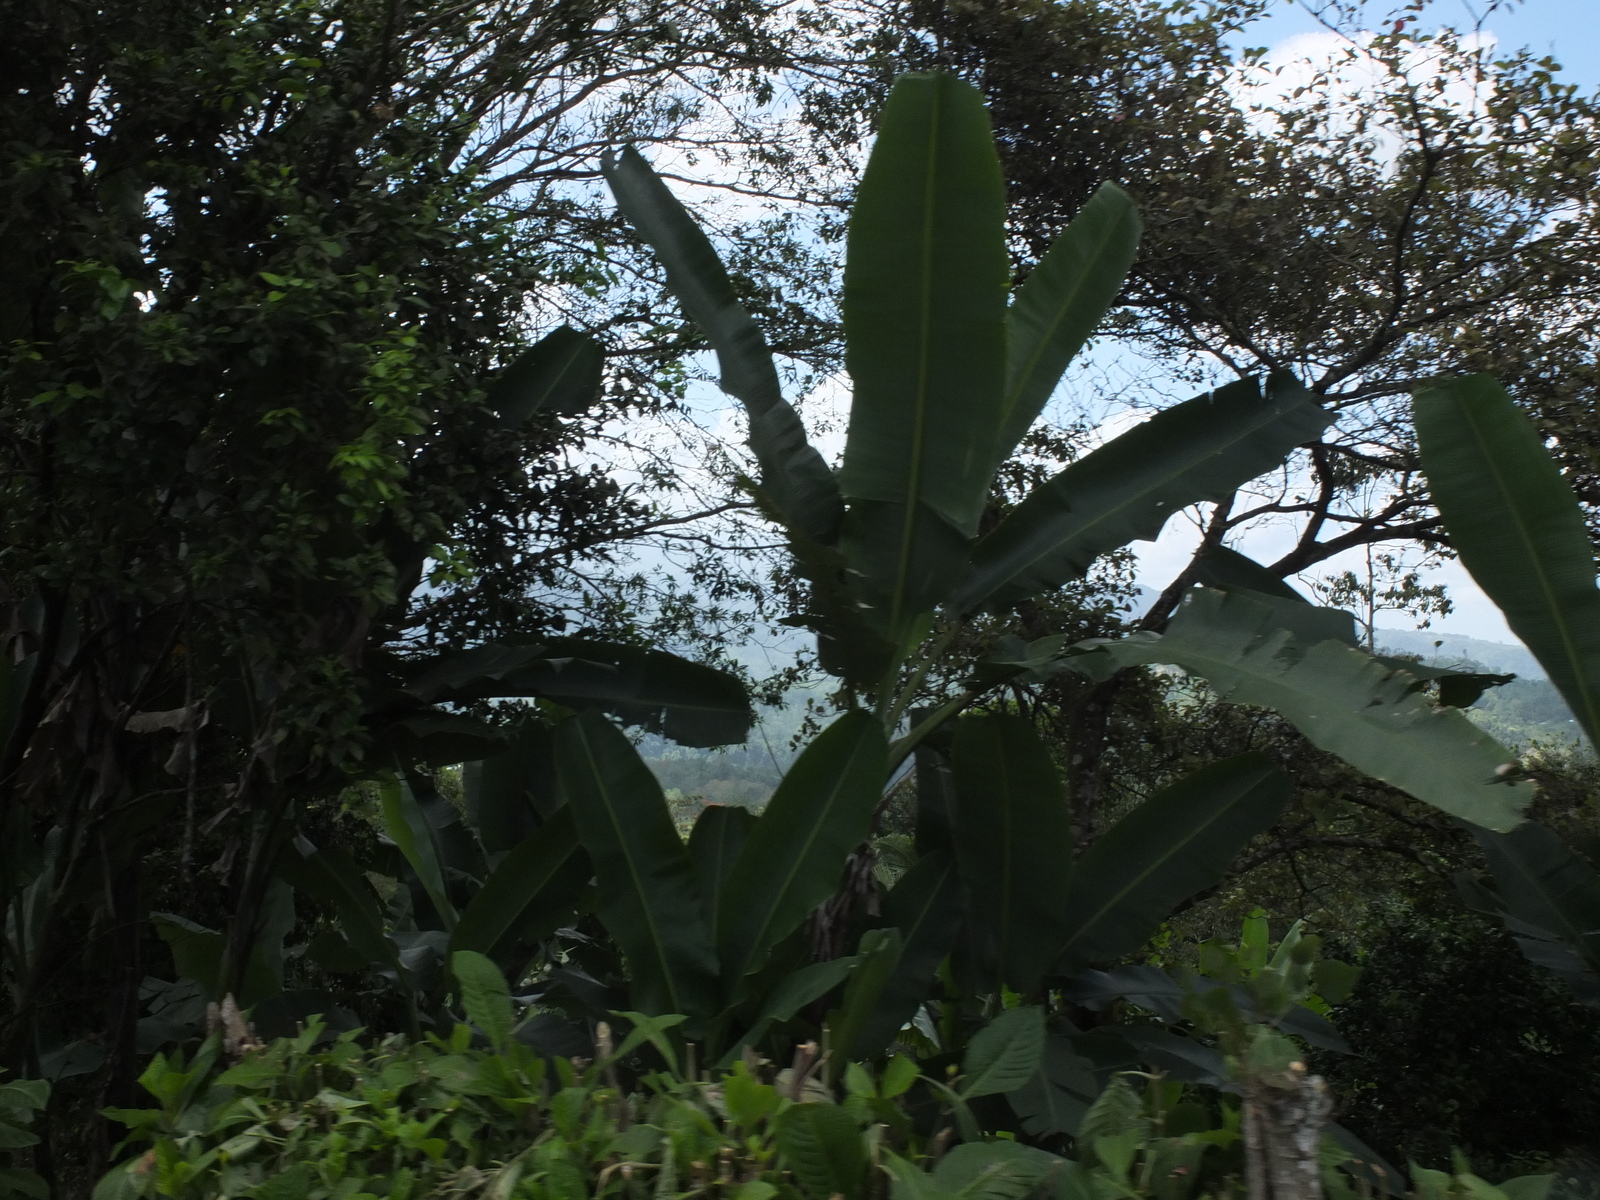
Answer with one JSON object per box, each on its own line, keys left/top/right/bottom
{"left": 1243, "top": 1066, "right": 1333, "bottom": 1200}
{"left": 97, "top": 850, "right": 144, "bottom": 1178}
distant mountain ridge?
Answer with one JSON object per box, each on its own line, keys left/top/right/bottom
{"left": 1374, "top": 628, "right": 1546, "bottom": 681}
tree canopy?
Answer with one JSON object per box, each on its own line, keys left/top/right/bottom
{"left": 6, "top": 1, "right": 1600, "bottom": 1191}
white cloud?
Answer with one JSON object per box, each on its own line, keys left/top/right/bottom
{"left": 1232, "top": 24, "right": 1501, "bottom": 169}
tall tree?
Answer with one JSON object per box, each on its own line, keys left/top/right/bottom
{"left": 0, "top": 0, "right": 851, "bottom": 1173}
{"left": 794, "top": 0, "right": 1600, "bottom": 812}
{"left": 838, "top": 0, "right": 1600, "bottom": 579}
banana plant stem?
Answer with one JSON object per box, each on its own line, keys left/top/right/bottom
{"left": 885, "top": 689, "right": 978, "bottom": 775}
{"left": 881, "top": 620, "right": 963, "bottom": 731}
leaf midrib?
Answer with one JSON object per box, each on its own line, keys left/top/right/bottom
{"left": 1178, "top": 640, "right": 1474, "bottom": 781}
{"left": 890, "top": 92, "right": 945, "bottom": 631}
{"left": 899, "top": 858, "right": 958, "bottom": 946}
{"left": 1003, "top": 207, "right": 1128, "bottom": 431}
{"left": 730, "top": 734, "right": 869, "bottom": 978}
{"left": 976, "top": 393, "right": 1320, "bottom": 595}
{"left": 533, "top": 342, "right": 586, "bottom": 412}
{"left": 1146, "top": 629, "right": 1521, "bottom": 828}
{"left": 577, "top": 721, "right": 684, "bottom": 1014}
{"left": 1062, "top": 772, "right": 1266, "bottom": 957}
{"left": 454, "top": 814, "right": 578, "bottom": 953}
{"left": 1494, "top": 845, "right": 1593, "bottom": 945}
{"left": 706, "top": 818, "right": 739, "bottom": 943}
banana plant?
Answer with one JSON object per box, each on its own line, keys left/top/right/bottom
{"left": 229, "top": 68, "right": 1547, "bottom": 1132}
{"left": 602, "top": 72, "right": 1529, "bottom": 834}
{"left": 535, "top": 72, "right": 1543, "bottom": 1127}
{"left": 1413, "top": 374, "right": 1600, "bottom": 1004}
{"left": 449, "top": 71, "right": 1277, "bottom": 1078}
{"left": 514, "top": 701, "right": 1298, "bottom": 1073}
{"left": 605, "top": 79, "right": 1317, "bottom": 723}
{"left": 265, "top": 626, "right": 756, "bottom": 1036}
{"left": 270, "top": 72, "right": 1334, "bottom": 1068}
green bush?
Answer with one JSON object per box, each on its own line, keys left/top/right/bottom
{"left": 83, "top": 946, "right": 1563, "bottom": 1200}
{"left": 92, "top": 1014, "right": 1107, "bottom": 1200}
{"left": 0, "top": 1072, "right": 50, "bottom": 1200}
{"left": 1317, "top": 906, "right": 1600, "bottom": 1180}
{"left": 95, "top": 1019, "right": 796, "bottom": 1200}
{"left": 90, "top": 1019, "right": 1562, "bottom": 1200}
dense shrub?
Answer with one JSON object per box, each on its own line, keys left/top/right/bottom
{"left": 86, "top": 1017, "right": 1053, "bottom": 1200}
{"left": 1319, "top": 906, "right": 1600, "bottom": 1179}
{"left": 94, "top": 1020, "right": 796, "bottom": 1200}
{"left": 83, "top": 1015, "right": 1563, "bottom": 1200}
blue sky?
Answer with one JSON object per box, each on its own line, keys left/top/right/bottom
{"left": 1236, "top": 0, "right": 1599, "bottom": 86}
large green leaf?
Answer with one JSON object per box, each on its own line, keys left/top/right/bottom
{"left": 149, "top": 914, "right": 227, "bottom": 999}
{"left": 451, "top": 950, "right": 515, "bottom": 1051}
{"left": 776, "top": 525, "right": 900, "bottom": 691}
{"left": 961, "top": 1005, "right": 1046, "bottom": 1099}
{"left": 687, "top": 805, "right": 757, "bottom": 943}
{"left": 1095, "top": 587, "right": 1531, "bottom": 830}
{"left": 405, "top": 638, "right": 752, "bottom": 748}
{"left": 840, "top": 71, "right": 1008, "bottom": 536}
{"left": 838, "top": 72, "right": 1009, "bottom": 632}
{"left": 1209, "top": 586, "right": 1359, "bottom": 648}
{"left": 276, "top": 836, "right": 404, "bottom": 982}
{"left": 554, "top": 711, "right": 719, "bottom": 1025}
{"left": 1182, "top": 551, "right": 1508, "bottom": 705}
{"left": 930, "top": 1139, "right": 1068, "bottom": 1200}
{"left": 485, "top": 325, "right": 603, "bottom": 426}
{"left": 776, "top": 1103, "right": 867, "bottom": 1200}
{"left": 1472, "top": 820, "right": 1600, "bottom": 1005}
{"left": 836, "top": 499, "right": 973, "bottom": 643}
{"left": 449, "top": 807, "right": 589, "bottom": 957}
{"left": 719, "top": 955, "right": 862, "bottom": 1066}
{"left": 998, "top": 183, "right": 1141, "bottom": 468}
{"left": 955, "top": 376, "right": 1329, "bottom": 612}
{"left": 407, "top": 768, "right": 488, "bottom": 881}
{"left": 367, "top": 707, "right": 511, "bottom": 771}
{"left": 602, "top": 147, "right": 842, "bottom": 545}
{"left": 1058, "top": 754, "right": 1291, "bottom": 968}
{"left": 849, "top": 849, "right": 966, "bottom": 1059}
{"left": 463, "top": 723, "right": 558, "bottom": 855}
{"left": 1188, "top": 544, "right": 1308, "bottom": 601}
{"left": 1007, "top": 1034, "right": 1099, "bottom": 1138}
{"left": 826, "top": 927, "right": 904, "bottom": 1069}
{"left": 717, "top": 711, "right": 887, "bottom": 986}
{"left": 378, "top": 776, "right": 459, "bottom": 932}
{"left": 912, "top": 733, "right": 958, "bottom": 856}
{"left": 951, "top": 713, "right": 1073, "bottom": 991}
{"left": 1415, "top": 375, "right": 1600, "bottom": 743}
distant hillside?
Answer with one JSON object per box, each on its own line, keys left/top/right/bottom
{"left": 637, "top": 691, "right": 817, "bottom": 813}
{"left": 643, "top": 628, "right": 1585, "bottom": 810}
{"left": 1374, "top": 629, "right": 1590, "bottom": 750}
{"left": 1375, "top": 628, "right": 1546, "bottom": 680}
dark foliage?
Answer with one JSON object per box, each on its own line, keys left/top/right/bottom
{"left": 1320, "top": 906, "right": 1600, "bottom": 1178}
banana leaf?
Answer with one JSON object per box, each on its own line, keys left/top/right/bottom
{"left": 1058, "top": 753, "right": 1292, "bottom": 968}
{"left": 997, "top": 182, "right": 1141, "bottom": 469}
{"left": 716, "top": 711, "right": 886, "bottom": 988}
{"left": 1094, "top": 587, "right": 1531, "bottom": 831}
{"left": 956, "top": 376, "right": 1329, "bottom": 612}
{"left": 951, "top": 714, "right": 1073, "bottom": 990}
{"left": 555, "top": 711, "right": 720, "bottom": 1026}
{"left": 603, "top": 147, "right": 841, "bottom": 545}
{"left": 1414, "top": 374, "right": 1600, "bottom": 742}
{"left": 486, "top": 325, "right": 604, "bottom": 426}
